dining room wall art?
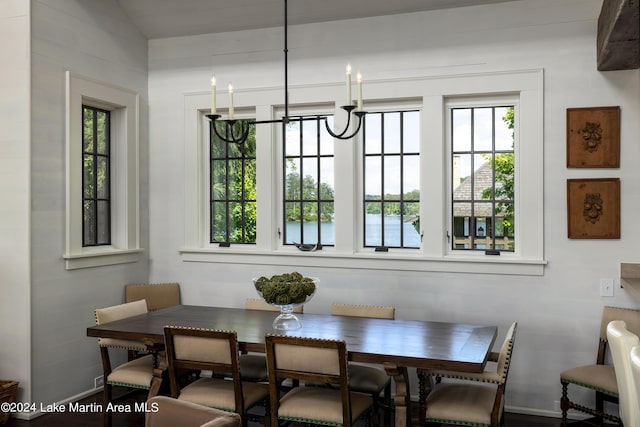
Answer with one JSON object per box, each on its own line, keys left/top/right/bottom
{"left": 567, "top": 178, "right": 620, "bottom": 239}
{"left": 566, "top": 106, "right": 620, "bottom": 168}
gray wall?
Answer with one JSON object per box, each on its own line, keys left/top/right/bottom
{"left": 146, "top": 0, "right": 640, "bottom": 417}
{"left": 29, "top": 0, "right": 149, "bottom": 405}
{"left": 3, "top": 0, "right": 640, "bottom": 420}
{"left": 0, "top": 0, "right": 31, "bottom": 403}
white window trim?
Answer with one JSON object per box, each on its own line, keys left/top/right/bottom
{"left": 444, "top": 95, "right": 519, "bottom": 256}
{"left": 64, "top": 72, "right": 142, "bottom": 269}
{"left": 181, "top": 69, "right": 545, "bottom": 276}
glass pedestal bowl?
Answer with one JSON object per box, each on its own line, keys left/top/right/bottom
{"left": 253, "top": 277, "right": 318, "bottom": 330}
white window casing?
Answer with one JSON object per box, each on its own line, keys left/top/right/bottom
{"left": 64, "top": 72, "right": 142, "bottom": 269}
{"left": 181, "top": 69, "right": 545, "bottom": 275}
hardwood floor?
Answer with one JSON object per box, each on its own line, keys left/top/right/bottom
{"left": 1, "top": 390, "right": 602, "bottom": 427}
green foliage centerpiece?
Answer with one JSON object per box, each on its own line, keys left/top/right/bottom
{"left": 253, "top": 272, "right": 318, "bottom": 330}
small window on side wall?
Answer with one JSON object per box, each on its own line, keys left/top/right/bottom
{"left": 64, "top": 72, "right": 141, "bottom": 269}
{"left": 82, "top": 105, "right": 111, "bottom": 247}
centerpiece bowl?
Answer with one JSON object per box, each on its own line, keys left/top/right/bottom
{"left": 253, "top": 273, "right": 318, "bottom": 330}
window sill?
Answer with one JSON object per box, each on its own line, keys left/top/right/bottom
{"left": 179, "top": 247, "right": 546, "bottom": 276}
{"left": 63, "top": 248, "right": 144, "bottom": 270}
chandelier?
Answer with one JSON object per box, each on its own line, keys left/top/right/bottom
{"left": 206, "top": 0, "right": 367, "bottom": 145}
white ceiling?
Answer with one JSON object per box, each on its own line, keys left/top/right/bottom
{"left": 117, "top": 0, "right": 513, "bottom": 39}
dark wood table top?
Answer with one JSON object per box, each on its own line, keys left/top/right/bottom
{"left": 87, "top": 305, "right": 497, "bottom": 373}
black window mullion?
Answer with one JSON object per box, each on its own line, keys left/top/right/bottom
{"left": 298, "top": 117, "right": 304, "bottom": 244}
{"left": 491, "top": 107, "right": 497, "bottom": 249}
{"left": 399, "top": 112, "right": 405, "bottom": 247}
{"left": 380, "top": 112, "right": 386, "bottom": 247}
{"left": 470, "top": 108, "right": 476, "bottom": 250}
{"left": 316, "top": 118, "right": 321, "bottom": 244}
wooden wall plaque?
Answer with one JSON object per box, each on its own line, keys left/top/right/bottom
{"left": 567, "top": 178, "right": 620, "bottom": 239}
{"left": 566, "top": 106, "right": 620, "bottom": 168}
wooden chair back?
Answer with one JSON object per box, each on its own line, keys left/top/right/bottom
{"left": 125, "top": 283, "right": 181, "bottom": 311}
{"left": 330, "top": 303, "right": 395, "bottom": 320}
{"left": 265, "top": 334, "right": 351, "bottom": 426}
{"left": 94, "top": 299, "right": 149, "bottom": 351}
{"left": 163, "top": 327, "right": 244, "bottom": 414}
{"left": 146, "top": 396, "right": 241, "bottom": 427}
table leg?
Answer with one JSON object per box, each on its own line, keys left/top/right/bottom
{"left": 384, "top": 364, "right": 411, "bottom": 427}
{"left": 148, "top": 368, "right": 163, "bottom": 398}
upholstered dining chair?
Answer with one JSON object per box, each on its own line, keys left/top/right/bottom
{"left": 630, "top": 345, "right": 640, "bottom": 422}
{"left": 163, "top": 326, "right": 270, "bottom": 427}
{"left": 94, "top": 299, "right": 166, "bottom": 427}
{"left": 265, "top": 334, "right": 373, "bottom": 427}
{"left": 125, "top": 282, "right": 181, "bottom": 311}
{"left": 239, "top": 298, "right": 304, "bottom": 383}
{"left": 146, "top": 396, "right": 241, "bottom": 427}
{"left": 607, "top": 320, "right": 640, "bottom": 427}
{"left": 417, "top": 322, "right": 517, "bottom": 427}
{"left": 560, "top": 306, "right": 640, "bottom": 426}
{"left": 330, "top": 303, "right": 395, "bottom": 426}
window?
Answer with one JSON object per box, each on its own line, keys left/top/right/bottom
{"left": 210, "top": 122, "right": 257, "bottom": 244}
{"left": 450, "top": 105, "right": 515, "bottom": 252}
{"left": 82, "top": 105, "right": 111, "bottom": 246}
{"left": 182, "top": 69, "right": 544, "bottom": 275}
{"left": 363, "top": 110, "right": 420, "bottom": 249}
{"left": 283, "top": 115, "right": 335, "bottom": 247}
{"left": 65, "top": 72, "right": 141, "bottom": 269}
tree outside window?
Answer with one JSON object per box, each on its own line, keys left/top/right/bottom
{"left": 363, "top": 110, "right": 420, "bottom": 249}
{"left": 284, "top": 116, "right": 335, "bottom": 247}
{"left": 82, "top": 105, "right": 111, "bottom": 246}
{"left": 210, "top": 122, "right": 257, "bottom": 244}
{"left": 451, "top": 106, "right": 514, "bottom": 251}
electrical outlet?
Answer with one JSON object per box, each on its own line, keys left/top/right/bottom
{"left": 600, "top": 278, "right": 615, "bottom": 297}
{"left": 94, "top": 375, "right": 104, "bottom": 388}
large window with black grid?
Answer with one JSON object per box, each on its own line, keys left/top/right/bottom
{"left": 363, "top": 110, "right": 421, "bottom": 250}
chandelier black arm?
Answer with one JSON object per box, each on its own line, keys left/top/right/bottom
{"left": 325, "top": 109, "right": 367, "bottom": 140}
{"left": 207, "top": 115, "right": 251, "bottom": 145}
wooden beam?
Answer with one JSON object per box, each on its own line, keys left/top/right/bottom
{"left": 597, "top": 0, "right": 639, "bottom": 71}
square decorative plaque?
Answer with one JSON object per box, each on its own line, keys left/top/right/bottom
{"left": 567, "top": 178, "right": 620, "bottom": 239}
{"left": 566, "top": 106, "right": 620, "bottom": 168}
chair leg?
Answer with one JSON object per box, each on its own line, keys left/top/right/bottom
{"left": 560, "top": 382, "right": 569, "bottom": 427}
{"left": 382, "top": 381, "right": 392, "bottom": 427}
{"left": 418, "top": 370, "right": 428, "bottom": 427}
{"left": 103, "top": 383, "right": 112, "bottom": 427}
{"left": 595, "top": 391, "right": 605, "bottom": 426}
{"left": 147, "top": 368, "right": 164, "bottom": 398}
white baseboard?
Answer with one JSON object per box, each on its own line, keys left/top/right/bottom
{"left": 11, "top": 387, "right": 103, "bottom": 421}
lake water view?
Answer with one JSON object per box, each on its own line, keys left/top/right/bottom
{"left": 286, "top": 214, "right": 421, "bottom": 248}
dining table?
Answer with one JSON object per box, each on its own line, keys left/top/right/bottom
{"left": 87, "top": 304, "right": 497, "bottom": 427}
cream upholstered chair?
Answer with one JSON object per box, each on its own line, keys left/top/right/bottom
{"left": 125, "top": 282, "right": 181, "bottom": 311}
{"left": 417, "top": 322, "right": 517, "bottom": 427}
{"left": 146, "top": 396, "right": 241, "bottom": 427}
{"left": 331, "top": 303, "right": 394, "bottom": 426}
{"left": 163, "top": 326, "right": 269, "bottom": 427}
{"left": 630, "top": 345, "right": 640, "bottom": 421}
{"left": 607, "top": 320, "right": 640, "bottom": 427}
{"left": 239, "top": 298, "right": 303, "bottom": 382}
{"left": 560, "top": 306, "right": 640, "bottom": 426}
{"left": 265, "top": 334, "right": 373, "bottom": 427}
{"left": 94, "top": 300, "right": 166, "bottom": 427}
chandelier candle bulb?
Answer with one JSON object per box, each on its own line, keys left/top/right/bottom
{"left": 228, "top": 83, "right": 234, "bottom": 119}
{"left": 346, "top": 63, "right": 352, "bottom": 105}
{"left": 357, "top": 72, "right": 362, "bottom": 111}
{"left": 210, "top": 75, "right": 216, "bottom": 114}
